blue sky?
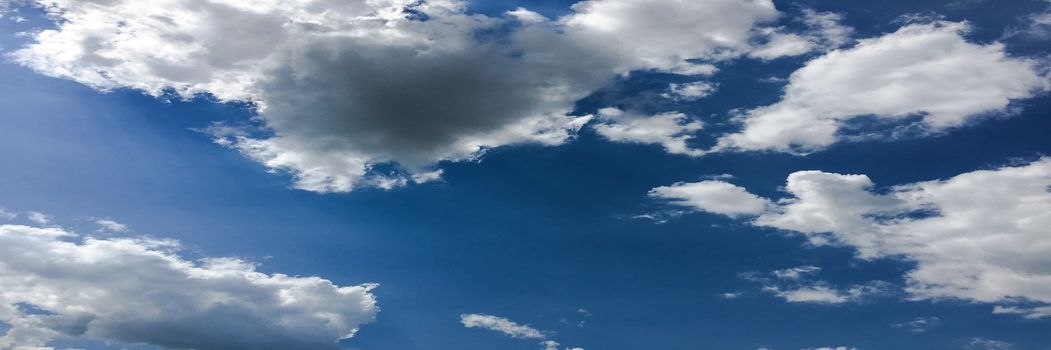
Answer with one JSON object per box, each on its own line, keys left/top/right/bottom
{"left": 1, "top": 1, "right": 1050, "bottom": 350}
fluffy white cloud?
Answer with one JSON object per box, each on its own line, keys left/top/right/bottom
{"left": 718, "top": 21, "right": 1048, "bottom": 153}
{"left": 592, "top": 107, "right": 704, "bottom": 156}
{"left": 0, "top": 208, "right": 15, "bottom": 220}
{"left": 0, "top": 224, "right": 378, "bottom": 350}
{"left": 648, "top": 180, "right": 771, "bottom": 217}
{"left": 461, "top": 313, "right": 582, "bottom": 350}
{"left": 654, "top": 158, "right": 1051, "bottom": 318}
{"left": 11, "top": 0, "right": 819, "bottom": 192}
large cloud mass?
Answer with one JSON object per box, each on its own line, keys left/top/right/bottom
{"left": 653, "top": 158, "right": 1051, "bottom": 318}
{"left": 10, "top": 0, "right": 821, "bottom": 192}
{"left": 0, "top": 224, "right": 378, "bottom": 350}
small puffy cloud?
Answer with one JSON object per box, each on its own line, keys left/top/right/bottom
{"left": 719, "top": 21, "right": 1048, "bottom": 153}
{"left": 460, "top": 314, "right": 544, "bottom": 339}
{"left": 25, "top": 211, "right": 49, "bottom": 225}
{"left": 721, "top": 292, "right": 742, "bottom": 299}
{"left": 653, "top": 158, "right": 1051, "bottom": 318}
{"left": 93, "top": 219, "right": 128, "bottom": 233}
{"left": 751, "top": 268, "right": 891, "bottom": 305}
{"left": 592, "top": 107, "right": 704, "bottom": 156}
{"left": 772, "top": 266, "right": 821, "bottom": 280}
{"left": 461, "top": 313, "right": 583, "bottom": 350}
{"left": 663, "top": 82, "right": 717, "bottom": 101}
{"left": 0, "top": 208, "right": 16, "bottom": 220}
{"left": 0, "top": 224, "right": 378, "bottom": 350}
{"left": 893, "top": 316, "right": 941, "bottom": 334}
{"left": 648, "top": 180, "right": 771, "bottom": 217}
{"left": 968, "top": 338, "right": 1013, "bottom": 350}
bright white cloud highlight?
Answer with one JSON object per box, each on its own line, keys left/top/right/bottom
{"left": 10, "top": 0, "right": 823, "bottom": 192}
{"left": 654, "top": 158, "right": 1051, "bottom": 317}
{"left": 0, "top": 224, "right": 378, "bottom": 350}
{"left": 718, "top": 21, "right": 1048, "bottom": 153}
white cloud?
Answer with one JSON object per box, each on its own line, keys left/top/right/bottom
{"left": 745, "top": 267, "right": 891, "bottom": 305}
{"left": 772, "top": 266, "right": 821, "bottom": 280}
{"left": 561, "top": 0, "right": 781, "bottom": 73}
{"left": 892, "top": 316, "right": 940, "bottom": 334}
{"left": 592, "top": 107, "right": 705, "bottom": 156}
{"left": 654, "top": 158, "right": 1051, "bottom": 318}
{"left": 25, "top": 211, "right": 49, "bottom": 225}
{"left": 968, "top": 338, "right": 1013, "bottom": 350}
{"left": 748, "top": 9, "right": 852, "bottom": 60}
{"left": 663, "top": 82, "right": 717, "bottom": 101}
{"left": 803, "top": 347, "right": 857, "bottom": 350}
{"left": 93, "top": 219, "right": 128, "bottom": 233}
{"left": 718, "top": 21, "right": 1048, "bottom": 153}
{"left": 648, "top": 180, "right": 771, "bottom": 217}
{"left": 460, "top": 314, "right": 545, "bottom": 339}
{"left": 767, "top": 284, "right": 849, "bottom": 304}
{"left": 0, "top": 224, "right": 378, "bottom": 350}
{"left": 721, "top": 292, "right": 742, "bottom": 299}
{"left": 11, "top": 0, "right": 811, "bottom": 192}
{"left": 461, "top": 313, "right": 583, "bottom": 350}
{"left": 0, "top": 208, "right": 16, "bottom": 220}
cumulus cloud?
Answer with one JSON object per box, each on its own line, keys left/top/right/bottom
{"left": 592, "top": 107, "right": 705, "bottom": 156}
{"left": 0, "top": 224, "right": 378, "bottom": 350}
{"left": 718, "top": 21, "right": 1048, "bottom": 153}
{"left": 10, "top": 0, "right": 823, "bottom": 192}
{"left": 653, "top": 158, "right": 1051, "bottom": 318}
{"left": 648, "top": 179, "right": 771, "bottom": 217}
{"left": 461, "top": 313, "right": 582, "bottom": 350}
